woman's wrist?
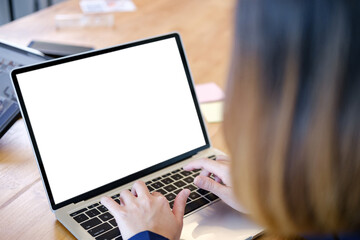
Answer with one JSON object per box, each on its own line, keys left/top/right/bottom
{"left": 128, "top": 230, "right": 169, "bottom": 240}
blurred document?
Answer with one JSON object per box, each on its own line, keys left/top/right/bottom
{"left": 200, "top": 101, "right": 224, "bottom": 123}
{"left": 80, "top": 0, "right": 136, "bottom": 13}
{"left": 195, "top": 82, "right": 224, "bottom": 103}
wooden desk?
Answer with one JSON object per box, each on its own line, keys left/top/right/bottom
{"left": 0, "top": 0, "right": 235, "bottom": 239}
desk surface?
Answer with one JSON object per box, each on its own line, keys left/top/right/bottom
{"left": 0, "top": 0, "right": 235, "bottom": 239}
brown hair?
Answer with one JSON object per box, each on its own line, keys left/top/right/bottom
{"left": 224, "top": 0, "right": 360, "bottom": 236}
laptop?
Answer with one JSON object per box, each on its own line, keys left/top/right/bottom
{"left": 0, "top": 40, "right": 48, "bottom": 138}
{"left": 11, "top": 33, "right": 262, "bottom": 240}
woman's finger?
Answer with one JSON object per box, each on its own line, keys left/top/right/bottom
{"left": 172, "top": 189, "right": 190, "bottom": 222}
{"left": 131, "top": 180, "right": 150, "bottom": 197}
{"left": 183, "top": 158, "right": 225, "bottom": 177}
{"left": 214, "top": 155, "right": 229, "bottom": 161}
{"left": 119, "top": 189, "right": 135, "bottom": 205}
{"left": 214, "top": 175, "right": 223, "bottom": 183}
{"left": 101, "top": 196, "right": 124, "bottom": 217}
{"left": 151, "top": 191, "right": 163, "bottom": 197}
{"left": 194, "top": 175, "right": 228, "bottom": 197}
{"left": 200, "top": 169, "right": 211, "bottom": 177}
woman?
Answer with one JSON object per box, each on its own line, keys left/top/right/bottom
{"left": 102, "top": 0, "right": 360, "bottom": 239}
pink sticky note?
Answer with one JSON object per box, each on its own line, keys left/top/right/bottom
{"left": 195, "top": 83, "right": 224, "bottom": 103}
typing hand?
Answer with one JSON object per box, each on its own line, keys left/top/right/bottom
{"left": 101, "top": 180, "right": 190, "bottom": 240}
{"left": 183, "top": 155, "right": 247, "bottom": 213}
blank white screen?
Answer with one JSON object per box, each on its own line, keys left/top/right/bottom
{"left": 16, "top": 37, "right": 206, "bottom": 204}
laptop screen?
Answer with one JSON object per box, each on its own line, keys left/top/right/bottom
{"left": 12, "top": 34, "right": 208, "bottom": 207}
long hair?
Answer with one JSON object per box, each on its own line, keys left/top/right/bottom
{"left": 224, "top": 0, "right": 360, "bottom": 236}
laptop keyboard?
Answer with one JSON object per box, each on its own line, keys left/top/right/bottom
{"left": 69, "top": 155, "right": 219, "bottom": 240}
{"left": 0, "top": 58, "right": 22, "bottom": 109}
{"left": 0, "top": 57, "right": 21, "bottom": 74}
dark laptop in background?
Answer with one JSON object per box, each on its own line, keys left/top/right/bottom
{"left": 11, "top": 33, "right": 262, "bottom": 239}
{"left": 28, "top": 40, "right": 94, "bottom": 59}
{"left": 0, "top": 41, "right": 48, "bottom": 137}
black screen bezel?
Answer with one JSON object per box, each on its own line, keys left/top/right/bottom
{"left": 11, "top": 33, "right": 210, "bottom": 210}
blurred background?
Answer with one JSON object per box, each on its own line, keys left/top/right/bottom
{"left": 0, "top": 0, "right": 65, "bottom": 26}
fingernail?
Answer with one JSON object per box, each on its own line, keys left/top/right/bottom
{"left": 100, "top": 196, "right": 107, "bottom": 204}
{"left": 181, "top": 189, "right": 190, "bottom": 198}
{"left": 194, "top": 176, "right": 201, "bottom": 186}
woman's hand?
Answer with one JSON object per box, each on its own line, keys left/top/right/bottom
{"left": 183, "top": 155, "right": 247, "bottom": 213}
{"left": 101, "top": 180, "right": 190, "bottom": 240}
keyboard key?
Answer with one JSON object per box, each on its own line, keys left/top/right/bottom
{"left": 145, "top": 181, "right": 152, "bottom": 185}
{"left": 160, "top": 177, "right": 174, "bottom": 185}
{"left": 165, "top": 193, "right": 176, "bottom": 201}
{"left": 70, "top": 208, "right": 87, "bottom": 217}
{"left": 109, "top": 219, "right": 117, "bottom": 227}
{"left": 183, "top": 176, "right": 194, "bottom": 184}
{"left": 154, "top": 188, "right": 167, "bottom": 195}
{"left": 81, "top": 217, "right": 102, "bottom": 230}
{"left": 185, "top": 184, "right": 197, "bottom": 191}
{"left": 151, "top": 181, "right": 164, "bottom": 189}
{"left": 163, "top": 184, "right": 176, "bottom": 192}
{"left": 170, "top": 174, "right": 183, "bottom": 181}
{"left": 207, "top": 155, "right": 216, "bottom": 159}
{"left": 88, "top": 223, "right": 112, "bottom": 237}
{"left": 174, "top": 180, "right": 186, "bottom": 188}
{"left": 189, "top": 192, "right": 201, "bottom": 200}
{"left": 162, "top": 173, "right": 171, "bottom": 178}
{"left": 115, "top": 199, "right": 120, "bottom": 204}
{"left": 99, "top": 212, "right": 114, "bottom": 221}
{"left": 192, "top": 172, "right": 200, "bottom": 177}
{"left": 197, "top": 188, "right": 209, "bottom": 195}
{"left": 171, "top": 169, "right": 181, "bottom": 173}
{"left": 185, "top": 197, "right": 209, "bottom": 215}
{"left": 205, "top": 193, "right": 219, "bottom": 201}
{"left": 147, "top": 185, "right": 154, "bottom": 192}
{"left": 193, "top": 168, "right": 201, "bottom": 173}
{"left": 73, "top": 213, "right": 89, "bottom": 223}
{"left": 111, "top": 194, "right": 120, "bottom": 199}
{"left": 86, "top": 209, "right": 101, "bottom": 218}
{"left": 96, "top": 227, "right": 121, "bottom": 240}
{"left": 174, "top": 188, "right": 183, "bottom": 195}
{"left": 88, "top": 203, "right": 100, "bottom": 209}
{"left": 152, "top": 177, "right": 161, "bottom": 181}
{"left": 97, "top": 205, "right": 108, "bottom": 213}
{"left": 169, "top": 200, "right": 174, "bottom": 209}
{"left": 180, "top": 171, "right": 192, "bottom": 177}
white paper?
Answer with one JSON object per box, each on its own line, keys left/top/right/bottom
{"left": 80, "top": 0, "right": 136, "bottom": 13}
